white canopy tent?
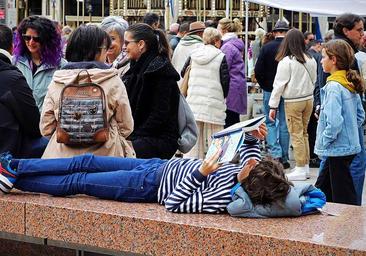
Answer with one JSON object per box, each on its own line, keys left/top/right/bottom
{"left": 243, "top": 0, "right": 366, "bottom": 76}
{"left": 246, "top": 0, "right": 366, "bottom": 16}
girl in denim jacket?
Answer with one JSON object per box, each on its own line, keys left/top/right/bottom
{"left": 315, "top": 40, "right": 365, "bottom": 205}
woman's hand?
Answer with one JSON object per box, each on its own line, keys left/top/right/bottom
{"left": 269, "top": 109, "right": 277, "bottom": 122}
{"left": 250, "top": 123, "right": 267, "bottom": 140}
{"left": 199, "top": 149, "right": 222, "bottom": 177}
{"left": 237, "top": 158, "right": 258, "bottom": 183}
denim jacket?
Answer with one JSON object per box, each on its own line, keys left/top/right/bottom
{"left": 14, "top": 55, "right": 66, "bottom": 112}
{"left": 314, "top": 81, "right": 365, "bottom": 157}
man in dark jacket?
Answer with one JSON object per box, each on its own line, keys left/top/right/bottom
{"left": 0, "top": 24, "right": 47, "bottom": 158}
{"left": 254, "top": 20, "right": 290, "bottom": 169}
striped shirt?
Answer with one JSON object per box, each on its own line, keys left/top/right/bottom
{"left": 157, "top": 135, "right": 261, "bottom": 213}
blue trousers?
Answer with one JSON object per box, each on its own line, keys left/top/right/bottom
{"left": 263, "top": 91, "right": 290, "bottom": 161}
{"left": 14, "top": 154, "right": 166, "bottom": 202}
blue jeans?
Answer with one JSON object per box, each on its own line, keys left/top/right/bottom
{"left": 349, "top": 127, "right": 366, "bottom": 205}
{"left": 263, "top": 91, "right": 290, "bottom": 161}
{"left": 14, "top": 154, "right": 167, "bottom": 203}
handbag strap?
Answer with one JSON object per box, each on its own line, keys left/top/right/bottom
{"left": 302, "top": 62, "right": 315, "bottom": 86}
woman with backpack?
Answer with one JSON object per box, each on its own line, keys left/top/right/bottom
{"left": 40, "top": 25, "right": 135, "bottom": 159}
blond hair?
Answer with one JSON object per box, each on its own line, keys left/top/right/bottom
{"left": 219, "top": 18, "right": 242, "bottom": 33}
{"left": 203, "top": 27, "right": 222, "bottom": 45}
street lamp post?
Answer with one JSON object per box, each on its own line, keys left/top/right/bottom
{"left": 87, "top": 0, "right": 92, "bottom": 23}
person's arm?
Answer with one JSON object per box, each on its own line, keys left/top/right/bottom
{"left": 164, "top": 149, "right": 232, "bottom": 213}
{"left": 268, "top": 59, "right": 291, "bottom": 121}
{"left": 113, "top": 79, "right": 134, "bottom": 137}
{"left": 254, "top": 47, "right": 266, "bottom": 87}
{"left": 219, "top": 56, "right": 230, "bottom": 98}
{"left": 180, "top": 56, "right": 191, "bottom": 77}
{"left": 40, "top": 83, "right": 57, "bottom": 137}
{"left": 320, "top": 87, "right": 344, "bottom": 146}
{"left": 164, "top": 132, "right": 263, "bottom": 213}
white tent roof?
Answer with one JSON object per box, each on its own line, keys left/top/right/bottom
{"left": 248, "top": 0, "right": 366, "bottom": 16}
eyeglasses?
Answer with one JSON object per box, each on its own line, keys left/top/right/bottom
{"left": 22, "top": 34, "right": 41, "bottom": 43}
{"left": 124, "top": 40, "right": 138, "bottom": 46}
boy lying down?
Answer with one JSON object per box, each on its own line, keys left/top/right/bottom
{"left": 0, "top": 124, "right": 325, "bottom": 217}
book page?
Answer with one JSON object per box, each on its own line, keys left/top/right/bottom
{"left": 205, "top": 131, "right": 244, "bottom": 163}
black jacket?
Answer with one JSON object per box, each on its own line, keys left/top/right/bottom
{"left": 0, "top": 53, "right": 42, "bottom": 157}
{"left": 254, "top": 37, "right": 284, "bottom": 92}
{"left": 123, "top": 54, "right": 180, "bottom": 142}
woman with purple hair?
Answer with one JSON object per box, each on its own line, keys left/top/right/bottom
{"left": 13, "top": 16, "right": 66, "bottom": 112}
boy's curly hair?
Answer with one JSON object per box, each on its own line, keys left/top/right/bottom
{"left": 241, "top": 159, "right": 292, "bottom": 206}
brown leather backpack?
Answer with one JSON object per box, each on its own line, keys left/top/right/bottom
{"left": 56, "top": 70, "right": 109, "bottom": 145}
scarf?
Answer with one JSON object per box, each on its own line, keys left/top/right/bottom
{"left": 327, "top": 70, "right": 356, "bottom": 93}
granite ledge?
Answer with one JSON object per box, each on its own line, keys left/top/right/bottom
{"left": 0, "top": 191, "right": 366, "bottom": 255}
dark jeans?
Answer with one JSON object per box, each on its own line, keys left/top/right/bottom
{"left": 315, "top": 155, "right": 357, "bottom": 205}
{"left": 224, "top": 109, "right": 240, "bottom": 128}
{"left": 15, "top": 154, "right": 166, "bottom": 202}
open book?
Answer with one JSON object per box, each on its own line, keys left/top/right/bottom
{"left": 205, "top": 115, "right": 265, "bottom": 163}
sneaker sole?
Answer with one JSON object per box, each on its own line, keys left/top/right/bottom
{"left": 0, "top": 175, "right": 13, "bottom": 193}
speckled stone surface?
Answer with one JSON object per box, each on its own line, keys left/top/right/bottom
{"left": 1, "top": 191, "right": 366, "bottom": 255}
{"left": 0, "top": 196, "right": 25, "bottom": 235}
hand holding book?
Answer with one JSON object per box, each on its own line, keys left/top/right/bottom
{"left": 199, "top": 148, "right": 222, "bottom": 176}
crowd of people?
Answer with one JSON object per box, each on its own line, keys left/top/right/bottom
{"left": 0, "top": 11, "right": 364, "bottom": 217}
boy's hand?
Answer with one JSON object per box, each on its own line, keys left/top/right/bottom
{"left": 199, "top": 149, "right": 222, "bottom": 176}
{"left": 250, "top": 123, "right": 267, "bottom": 140}
{"left": 237, "top": 158, "right": 258, "bottom": 183}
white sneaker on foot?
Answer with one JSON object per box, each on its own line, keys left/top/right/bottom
{"left": 286, "top": 166, "right": 307, "bottom": 181}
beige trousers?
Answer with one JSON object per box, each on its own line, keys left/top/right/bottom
{"left": 284, "top": 99, "right": 313, "bottom": 167}
{"left": 185, "top": 121, "right": 223, "bottom": 159}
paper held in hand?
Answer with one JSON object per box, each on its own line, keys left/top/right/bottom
{"left": 205, "top": 115, "right": 265, "bottom": 163}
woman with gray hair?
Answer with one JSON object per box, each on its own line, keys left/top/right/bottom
{"left": 100, "top": 16, "right": 129, "bottom": 69}
{"left": 181, "top": 27, "right": 230, "bottom": 159}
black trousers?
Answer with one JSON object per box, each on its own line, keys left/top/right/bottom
{"left": 307, "top": 108, "right": 318, "bottom": 159}
{"left": 132, "top": 136, "right": 178, "bottom": 160}
{"left": 224, "top": 109, "right": 240, "bottom": 128}
{"left": 315, "top": 155, "right": 357, "bottom": 205}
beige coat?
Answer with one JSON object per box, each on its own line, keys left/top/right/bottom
{"left": 40, "top": 68, "right": 135, "bottom": 158}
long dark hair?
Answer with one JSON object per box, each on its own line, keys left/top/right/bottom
{"left": 66, "top": 25, "right": 111, "bottom": 62}
{"left": 334, "top": 13, "right": 365, "bottom": 37}
{"left": 14, "top": 16, "right": 62, "bottom": 67}
{"left": 276, "top": 28, "right": 309, "bottom": 64}
{"left": 323, "top": 39, "right": 365, "bottom": 93}
{"left": 126, "top": 23, "right": 170, "bottom": 59}
{"left": 241, "top": 159, "right": 292, "bottom": 206}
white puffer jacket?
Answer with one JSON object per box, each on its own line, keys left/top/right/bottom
{"left": 186, "top": 45, "right": 226, "bottom": 125}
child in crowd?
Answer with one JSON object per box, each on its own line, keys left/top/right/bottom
{"left": 0, "top": 124, "right": 325, "bottom": 216}
{"left": 315, "top": 40, "right": 365, "bottom": 205}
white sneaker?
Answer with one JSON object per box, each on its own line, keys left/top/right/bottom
{"left": 286, "top": 166, "right": 307, "bottom": 181}
{"left": 305, "top": 164, "right": 310, "bottom": 179}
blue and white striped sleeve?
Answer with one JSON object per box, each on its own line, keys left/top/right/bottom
{"left": 238, "top": 133, "right": 261, "bottom": 165}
